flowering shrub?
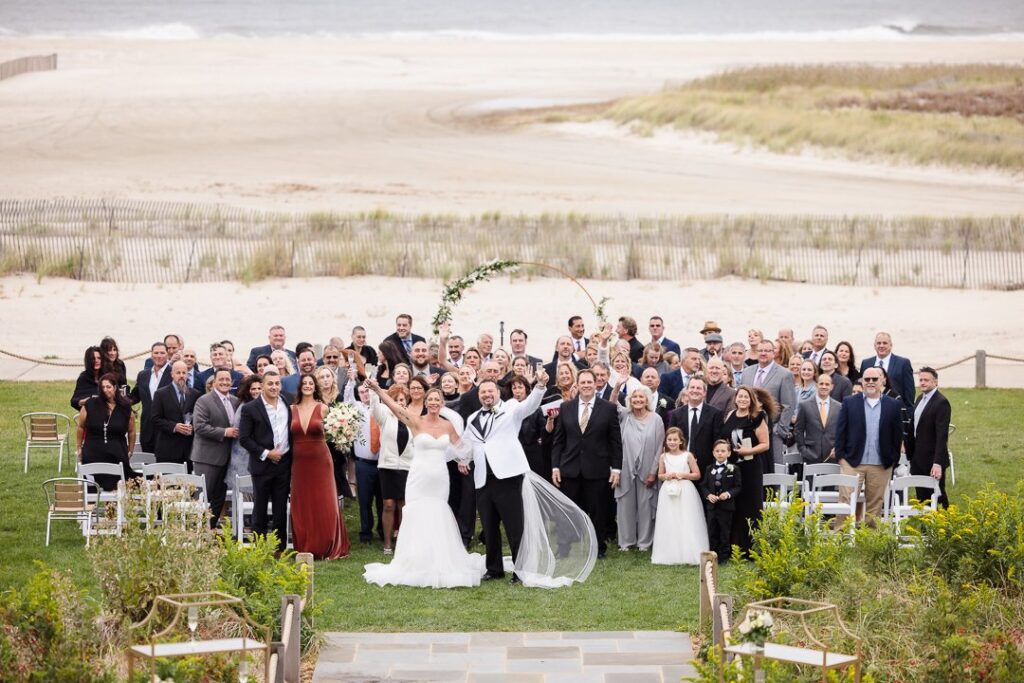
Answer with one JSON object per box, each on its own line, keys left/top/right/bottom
{"left": 323, "top": 402, "right": 365, "bottom": 451}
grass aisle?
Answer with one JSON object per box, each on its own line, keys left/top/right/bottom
{"left": 2, "top": 381, "right": 1022, "bottom": 631}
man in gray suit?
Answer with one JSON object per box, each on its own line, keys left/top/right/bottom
{"left": 741, "top": 340, "right": 796, "bottom": 468}
{"left": 793, "top": 374, "right": 841, "bottom": 466}
{"left": 190, "top": 369, "right": 241, "bottom": 527}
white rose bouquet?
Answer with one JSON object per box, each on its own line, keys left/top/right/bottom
{"left": 323, "top": 403, "right": 365, "bottom": 451}
{"left": 735, "top": 609, "right": 774, "bottom": 647}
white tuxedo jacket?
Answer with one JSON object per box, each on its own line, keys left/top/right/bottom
{"left": 462, "top": 385, "right": 546, "bottom": 489}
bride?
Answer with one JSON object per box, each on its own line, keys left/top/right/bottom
{"left": 362, "top": 380, "right": 486, "bottom": 588}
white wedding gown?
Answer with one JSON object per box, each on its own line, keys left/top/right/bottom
{"left": 363, "top": 433, "right": 487, "bottom": 588}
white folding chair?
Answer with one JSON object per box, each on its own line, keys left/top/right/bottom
{"left": 42, "top": 477, "right": 98, "bottom": 546}
{"left": 782, "top": 451, "right": 804, "bottom": 469}
{"left": 129, "top": 451, "right": 156, "bottom": 469}
{"left": 22, "top": 412, "right": 73, "bottom": 473}
{"left": 141, "top": 462, "right": 188, "bottom": 478}
{"left": 232, "top": 475, "right": 255, "bottom": 543}
{"left": 801, "top": 462, "right": 841, "bottom": 501}
{"left": 773, "top": 464, "right": 789, "bottom": 475}
{"left": 156, "top": 473, "right": 208, "bottom": 530}
{"left": 886, "top": 475, "right": 940, "bottom": 532}
{"left": 76, "top": 463, "right": 126, "bottom": 535}
{"left": 805, "top": 473, "right": 860, "bottom": 537}
{"left": 947, "top": 424, "right": 957, "bottom": 486}
{"left": 763, "top": 473, "right": 798, "bottom": 512}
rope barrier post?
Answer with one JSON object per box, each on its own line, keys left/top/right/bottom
{"left": 699, "top": 550, "right": 717, "bottom": 632}
{"left": 280, "top": 594, "right": 302, "bottom": 683}
{"left": 976, "top": 349, "right": 987, "bottom": 388}
{"left": 713, "top": 594, "right": 734, "bottom": 650}
{"left": 269, "top": 642, "right": 285, "bottom": 683}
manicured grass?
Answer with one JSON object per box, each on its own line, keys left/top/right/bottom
{"left": 2, "top": 381, "right": 1022, "bottom": 631}
{"left": 566, "top": 64, "right": 1024, "bottom": 171}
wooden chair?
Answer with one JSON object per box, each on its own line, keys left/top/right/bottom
{"left": 42, "top": 477, "right": 97, "bottom": 546}
{"left": 22, "top": 412, "right": 73, "bottom": 473}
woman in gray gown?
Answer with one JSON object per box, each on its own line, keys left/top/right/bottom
{"left": 612, "top": 385, "right": 665, "bottom": 552}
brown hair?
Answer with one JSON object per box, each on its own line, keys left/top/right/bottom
{"left": 665, "top": 426, "right": 688, "bottom": 451}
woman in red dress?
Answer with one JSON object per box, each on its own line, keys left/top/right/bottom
{"left": 290, "top": 373, "right": 350, "bottom": 560}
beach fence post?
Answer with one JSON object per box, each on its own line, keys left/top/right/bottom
{"left": 976, "top": 350, "right": 987, "bottom": 389}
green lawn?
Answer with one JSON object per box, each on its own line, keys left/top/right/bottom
{"left": 2, "top": 381, "right": 1021, "bottom": 632}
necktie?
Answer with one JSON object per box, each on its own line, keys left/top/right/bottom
{"left": 914, "top": 394, "right": 928, "bottom": 434}
{"left": 819, "top": 401, "right": 828, "bottom": 426}
{"left": 187, "top": 374, "right": 193, "bottom": 389}
{"left": 223, "top": 395, "right": 234, "bottom": 422}
{"left": 690, "top": 407, "right": 699, "bottom": 440}
{"left": 580, "top": 402, "right": 591, "bottom": 432}
{"left": 754, "top": 368, "right": 765, "bottom": 388}
{"left": 876, "top": 358, "right": 884, "bottom": 368}
{"left": 178, "top": 389, "right": 185, "bottom": 411}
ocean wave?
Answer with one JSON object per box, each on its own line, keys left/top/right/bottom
{"left": 3, "top": 22, "right": 1023, "bottom": 42}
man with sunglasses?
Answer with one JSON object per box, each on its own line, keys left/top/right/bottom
{"left": 834, "top": 366, "right": 905, "bottom": 525}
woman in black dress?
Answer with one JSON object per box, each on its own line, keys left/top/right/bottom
{"left": 71, "top": 346, "right": 103, "bottom": 409}
{"left": 315, "top": 366, "right": 354, "bottom": 499}
{"left": 725, "top": 386, "right": 771, "bottom": 558}
{"left": 99, "top": 336, "right": 129, "bottom": 393}
{"left": 76, "top": 373, "right": 137, "bottom": 490}
{"left": 509, "top": 375, "right": 551, "bottom": 480}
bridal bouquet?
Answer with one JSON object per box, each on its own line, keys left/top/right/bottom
{"left": 323, "top": 403, "right": 365, "bottom": 451}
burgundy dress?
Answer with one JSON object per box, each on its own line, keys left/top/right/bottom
{"left": 290, "top": 404, "right": 350, "bottom": 560}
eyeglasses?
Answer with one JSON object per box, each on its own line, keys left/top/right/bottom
{"left": 862, "top": 377, "right": 881, "bottom": 382}
{"left": 324, "top": 355, "right": 340, "bottom": 360}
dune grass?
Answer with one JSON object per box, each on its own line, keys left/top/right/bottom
{"left": 3, "top": 381, "right": 1023, "bottom": 631}
{"left": 583, "top": 64, "right": 1024, "bottom": 171}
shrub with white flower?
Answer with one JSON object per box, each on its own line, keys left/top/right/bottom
{"left": 734, "top": 609, "right": 774, "bottom": 647}
{"left": 323, "top": 403, "right": 365, "bottom": 451}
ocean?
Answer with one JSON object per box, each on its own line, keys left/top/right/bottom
{"left": 1, "top": 0, "right": 1023, "bottom": 40}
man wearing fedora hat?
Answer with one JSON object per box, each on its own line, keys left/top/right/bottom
{"left": 699, "top": 321, "right": 724, "bottom": 363}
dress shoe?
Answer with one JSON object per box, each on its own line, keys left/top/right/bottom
{"left": 510, "top": 574, "right": 521, "bottom": 585}
{"left": 482, "top": 572, "right": 505, "bottom": 581}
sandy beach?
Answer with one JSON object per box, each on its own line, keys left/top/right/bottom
{"left": 2, "top": 36, "right": 1024, "bottom": 215}
{"left": 0, "top": 274, "right": 1020, "bottom": 388}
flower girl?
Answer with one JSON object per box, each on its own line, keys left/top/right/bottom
{"left": 651, "top": 427, "right": 710, "bottom": 565}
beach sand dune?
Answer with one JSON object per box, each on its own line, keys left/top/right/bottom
{"left": 2, "top": 37, "right": 1024, "bottom": 215}
{"left": 0, "top": 275, "right": 1020, "bottom": 388}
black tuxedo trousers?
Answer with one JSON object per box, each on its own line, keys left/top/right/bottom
{"left": 476, "top": 460, "right": 524, "bottom": 577}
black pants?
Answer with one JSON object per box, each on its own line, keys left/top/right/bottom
{"left": 193, "top": 460, "right": 227, "bottom": 528}
{"left": 447, "top": 460, "right": 477, "bottom": 544}
{"left": 355, "top": 458, "right": 384, "bottom": 542}
{"left": 252, "top": 467, "right": 291, "bottom": 551}
{"left": 706, "top": 506, "right": 734, "bottom": 561}
{"left": 561, "top": 476, "right": 609, "bottom": 556}
{"left": 476, "top": 463, "right": 524, "bottom": 577}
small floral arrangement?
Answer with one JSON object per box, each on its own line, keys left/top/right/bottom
{"left": 735, "top": 609, "right": 774, "bottom": 647}
{"left": 323, "top": 403, "right": 365, "bottom": 451}
{"left": 594, "top": 296, "right": 611, "bottom": 322}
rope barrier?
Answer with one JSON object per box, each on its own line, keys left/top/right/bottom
{"left": 988, "top": 354, "right": 1024, "bottom": 364}
{"left": 0, "top": 348, "right": 187, "bottom": 367}
{"left": 933, "top": 355, "right": 974, "bottom": 372}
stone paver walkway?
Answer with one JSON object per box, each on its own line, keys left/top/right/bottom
{"left": 313, "top": 631, "right": 696, "bottom": 682}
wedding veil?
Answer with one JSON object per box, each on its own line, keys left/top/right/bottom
{"left": 512, "top": 471, "right": 598, "bottom": 588}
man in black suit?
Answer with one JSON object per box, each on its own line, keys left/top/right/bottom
{"left": 180, "top": 348, "right": 202, "bottom": 391}
{"left": 907, "top": 367, "right": 952, "bottom": 508}
{"left": 346, "top": 325, "right": 379, "bottom": 367}
{"left": 668, "top": 377, "right": 724, "bottom": 475}
{"left": 648, "top": 316, "right": 681, "bottom": 356}
{"left": 551, "top": 369, "right": 623, "bottom": 558}
{"left": 151, "top": 360, "right": 199, "bottom": 468}
{"left": 567, "top": 315, "right": 588, "bottom": 355}
{"left": 409, "top": 341, "right": 445, "bottom": 383}
{"left": 509, "top": 328, "right": 543, "bottom": 367}
{"left": 144, "top": 334, "right": 183, "bottom": 369}
{"left": 381, "top": 313, "right": 425, "bottom": 365}
{"left": 638, "top": 367, "right": 674, "bottom": 426}
{"left": 592, "top": 363, "right": 614, "bottom": 401}
{"left": 544, "top": 336, "right": 588, "bottom": 380}
{"left": 616, "top": 316, "right": 644, "bottom": 364}
{"left": 246, "top": 325, "right": 295, "bottom": 373}
{"left": 239, "top": 368, "right": 292, "bottom": 552}
{"left": 130, "top": 342, "right": 172, "bottom": 453}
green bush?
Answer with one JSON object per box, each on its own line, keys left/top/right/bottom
{"left": 737, "top": 498, "right": 849, "bottom": 600}
{"left": 0, "top": 563, "right": 114, "bottom": 682}
{"left": 217, "top": 525, "right": 322, "bottom": 652}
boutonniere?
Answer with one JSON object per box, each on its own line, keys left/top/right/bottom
{"left": 658, "top": 398, "right": 667, "bottom": 409}
{"left": 726, "top": 464, "right": 735, "bottom": 473}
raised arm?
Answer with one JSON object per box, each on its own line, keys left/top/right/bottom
{"left": 434, "top": 321, "right": 460, "bottom": 374}
{"left": 364, "top": 378, "right": 419, "bottom": 429}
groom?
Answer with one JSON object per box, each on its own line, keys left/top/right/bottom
{"left": 459, "top": 368, "right": 549, "bottom": 583}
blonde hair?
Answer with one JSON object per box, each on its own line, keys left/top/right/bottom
{"left": 316, "top": 367, "right": 338, "bottom": 404}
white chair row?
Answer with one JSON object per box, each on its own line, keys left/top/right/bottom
{"left": 231, "top": 474, "right": 292, "bottom": 547}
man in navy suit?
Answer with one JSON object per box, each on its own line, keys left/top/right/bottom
{"left": 859, "top": 332, "right": 915, "bottom": 410}
{"left": 381, "top": 313, "right": 425, "bottom": 365}
{"left": 239, "top": 368, "right": 292, "bottom": 551}
{"left": 246, "top": 325, "right": 296, "bottom": 373}
{"left": 834, "top": 365, "right": 904, "bottom": 524}
{"left": 130, "top": 342, "right": 173, "bottom": 453}
{"left": 659, "top": 347, "right": 702, "bottom": 406}
{"left": 196, "top": 344, "right": 244, "bottom": 395}
{"left": 648, "top": 316, "right": 681, "bottom": 356}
